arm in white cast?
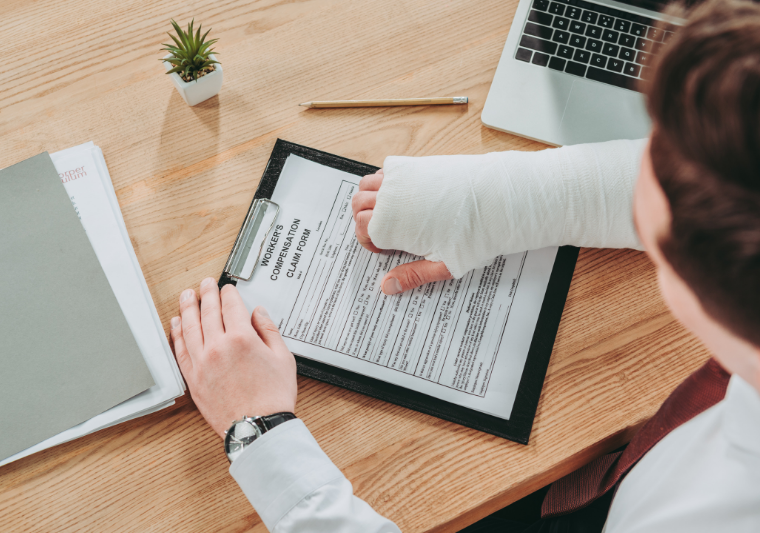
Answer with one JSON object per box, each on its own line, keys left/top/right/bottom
{"left": 230, "top": 419, "right": 401, "bottom": 533}
{"left": 367, "top": 139, "right": 647, "bottom": 279}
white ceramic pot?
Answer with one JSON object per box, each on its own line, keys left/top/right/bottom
{"left": 162, "top": 53, "right": 223, "bottom": 106}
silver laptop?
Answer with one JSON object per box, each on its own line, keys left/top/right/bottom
{"left": 482, "top": 0, "right": 682, "bottom": 146}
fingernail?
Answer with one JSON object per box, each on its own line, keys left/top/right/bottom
{"left": 171, "top": 316, "right": 181, "bottom": 329}
{"left": 383, "top": 278, "right": 402, "bottom": 295}
{"left": 180, "top": 289, "right": 194, "bottom": 303}
{"left": 256, "top": 306, "right": 270, "bottom": 319}
{"left": 201, "top": 277, "right": 215, "bottom": 289}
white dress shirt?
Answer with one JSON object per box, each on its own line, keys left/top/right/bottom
{"left": 603, "top": 375, "right": 760, "bottom": 533}
{"left": 230, "top": 377, "right": 760, "bottom": 532}
{"left": 230, "top": 143, "right": 760, "bottom": 532}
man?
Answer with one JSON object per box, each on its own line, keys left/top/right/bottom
{"left": 169, "top": 1, "right": 760, "bottom": 531}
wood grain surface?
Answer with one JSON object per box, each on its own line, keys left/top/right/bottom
{"left": 0, "top": 0, "right": 710, "bottom": 531}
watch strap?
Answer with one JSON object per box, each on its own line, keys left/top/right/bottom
{"left": 260, "top": 411, "right": 297, "bottom": 431}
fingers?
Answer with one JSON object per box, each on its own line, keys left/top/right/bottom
{"left": 351, "top": 191, "right": 377, "bottom": 219}
{"left": 355, "top": 210, "right": 382, "bottom": 253}
{"left": 220, "top": 284, "right": 256, "bottom": 334}
{"left": 251, "top": 306, "right": 290, "bottom": 356}
{"left": 169, "top": 316, "right": 193, "bottom": 376}
{"left": 354, "top": 170, "right": 383, "bottom": 253}
{"left": 179, "top": 288, "right": 204, "bottom": 357}
{"left": 359, "top": 170, "right": 383, "bottom": 192}
{"left": 199, "top": 277, "right": 224, "bottom": 341}
{"left": 381, "top": 260, "right": 453, "bottom": 295}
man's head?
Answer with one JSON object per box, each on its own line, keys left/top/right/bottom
{"left": 633, "top": 0, "right": 760, "bottom": 390}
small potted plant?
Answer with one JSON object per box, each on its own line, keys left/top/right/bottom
{"left": 161, "top": 19, "right": 222, "bottom": 106}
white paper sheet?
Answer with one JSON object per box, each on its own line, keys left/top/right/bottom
{"left": 236, "top": 155, "right": 558, "bottom": 420}
{"left": 0, "top": 143, "right": 184, "bottom": 466}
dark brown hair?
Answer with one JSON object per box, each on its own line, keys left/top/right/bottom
{"left": 646, "top": 0, "right": 760, "bottom": 346}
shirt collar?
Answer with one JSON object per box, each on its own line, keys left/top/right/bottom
{"left": 723, "top": 375, "right": 760, "bottom": 456}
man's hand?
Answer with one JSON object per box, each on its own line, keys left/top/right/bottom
{"left": 353, "top": 169, "right": 453, "bottom": 295}
{"left": 170, "top": 278, "right": 297, "bottom": 438}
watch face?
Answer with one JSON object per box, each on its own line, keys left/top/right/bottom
{"left": 225, "top": 419, "right": 263, "bottom": 462}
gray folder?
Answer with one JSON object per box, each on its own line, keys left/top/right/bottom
{"left": 0, "top": 153, "right": 154, "bottom": 461}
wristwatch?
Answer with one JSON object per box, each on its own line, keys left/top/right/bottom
{"left": 224, "top": 412, "right": 297, "bottom": 463}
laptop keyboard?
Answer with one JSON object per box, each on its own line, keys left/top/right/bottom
{"left": 515, "top": 0, "right": 677, "bottom": 92}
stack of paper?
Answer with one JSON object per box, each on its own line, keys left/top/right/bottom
{"left": 0, "top": 142, "right": 184, "bottom": 466}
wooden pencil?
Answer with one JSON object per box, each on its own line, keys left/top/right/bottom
{"left": 299, "top": 97, "right": 468, "bottom": 108}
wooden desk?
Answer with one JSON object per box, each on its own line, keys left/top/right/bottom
{"left": 0, "top": 0, "right": 709, "bottom": 531}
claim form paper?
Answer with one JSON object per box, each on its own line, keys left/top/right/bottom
{"left": 236, "top": 155, "right": 559, "bottom": 420}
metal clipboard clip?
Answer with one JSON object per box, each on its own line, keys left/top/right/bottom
{"left": 222, "top": 198, "right": 280, "bottom": 282}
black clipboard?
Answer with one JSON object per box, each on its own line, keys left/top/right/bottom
{"left": 219, "top": 139, "right": 578, "bottom": 444}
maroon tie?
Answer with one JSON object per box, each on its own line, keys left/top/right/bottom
{"left": 541, "top": 357, "right": 731, "bottom": 519}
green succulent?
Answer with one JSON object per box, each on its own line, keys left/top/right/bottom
{"left": 161, "top": 19, "right": 220, "bottom": 82}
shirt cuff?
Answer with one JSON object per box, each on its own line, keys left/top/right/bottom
{"left": 229, "top": 418, "right": 345, "bottom": 531}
